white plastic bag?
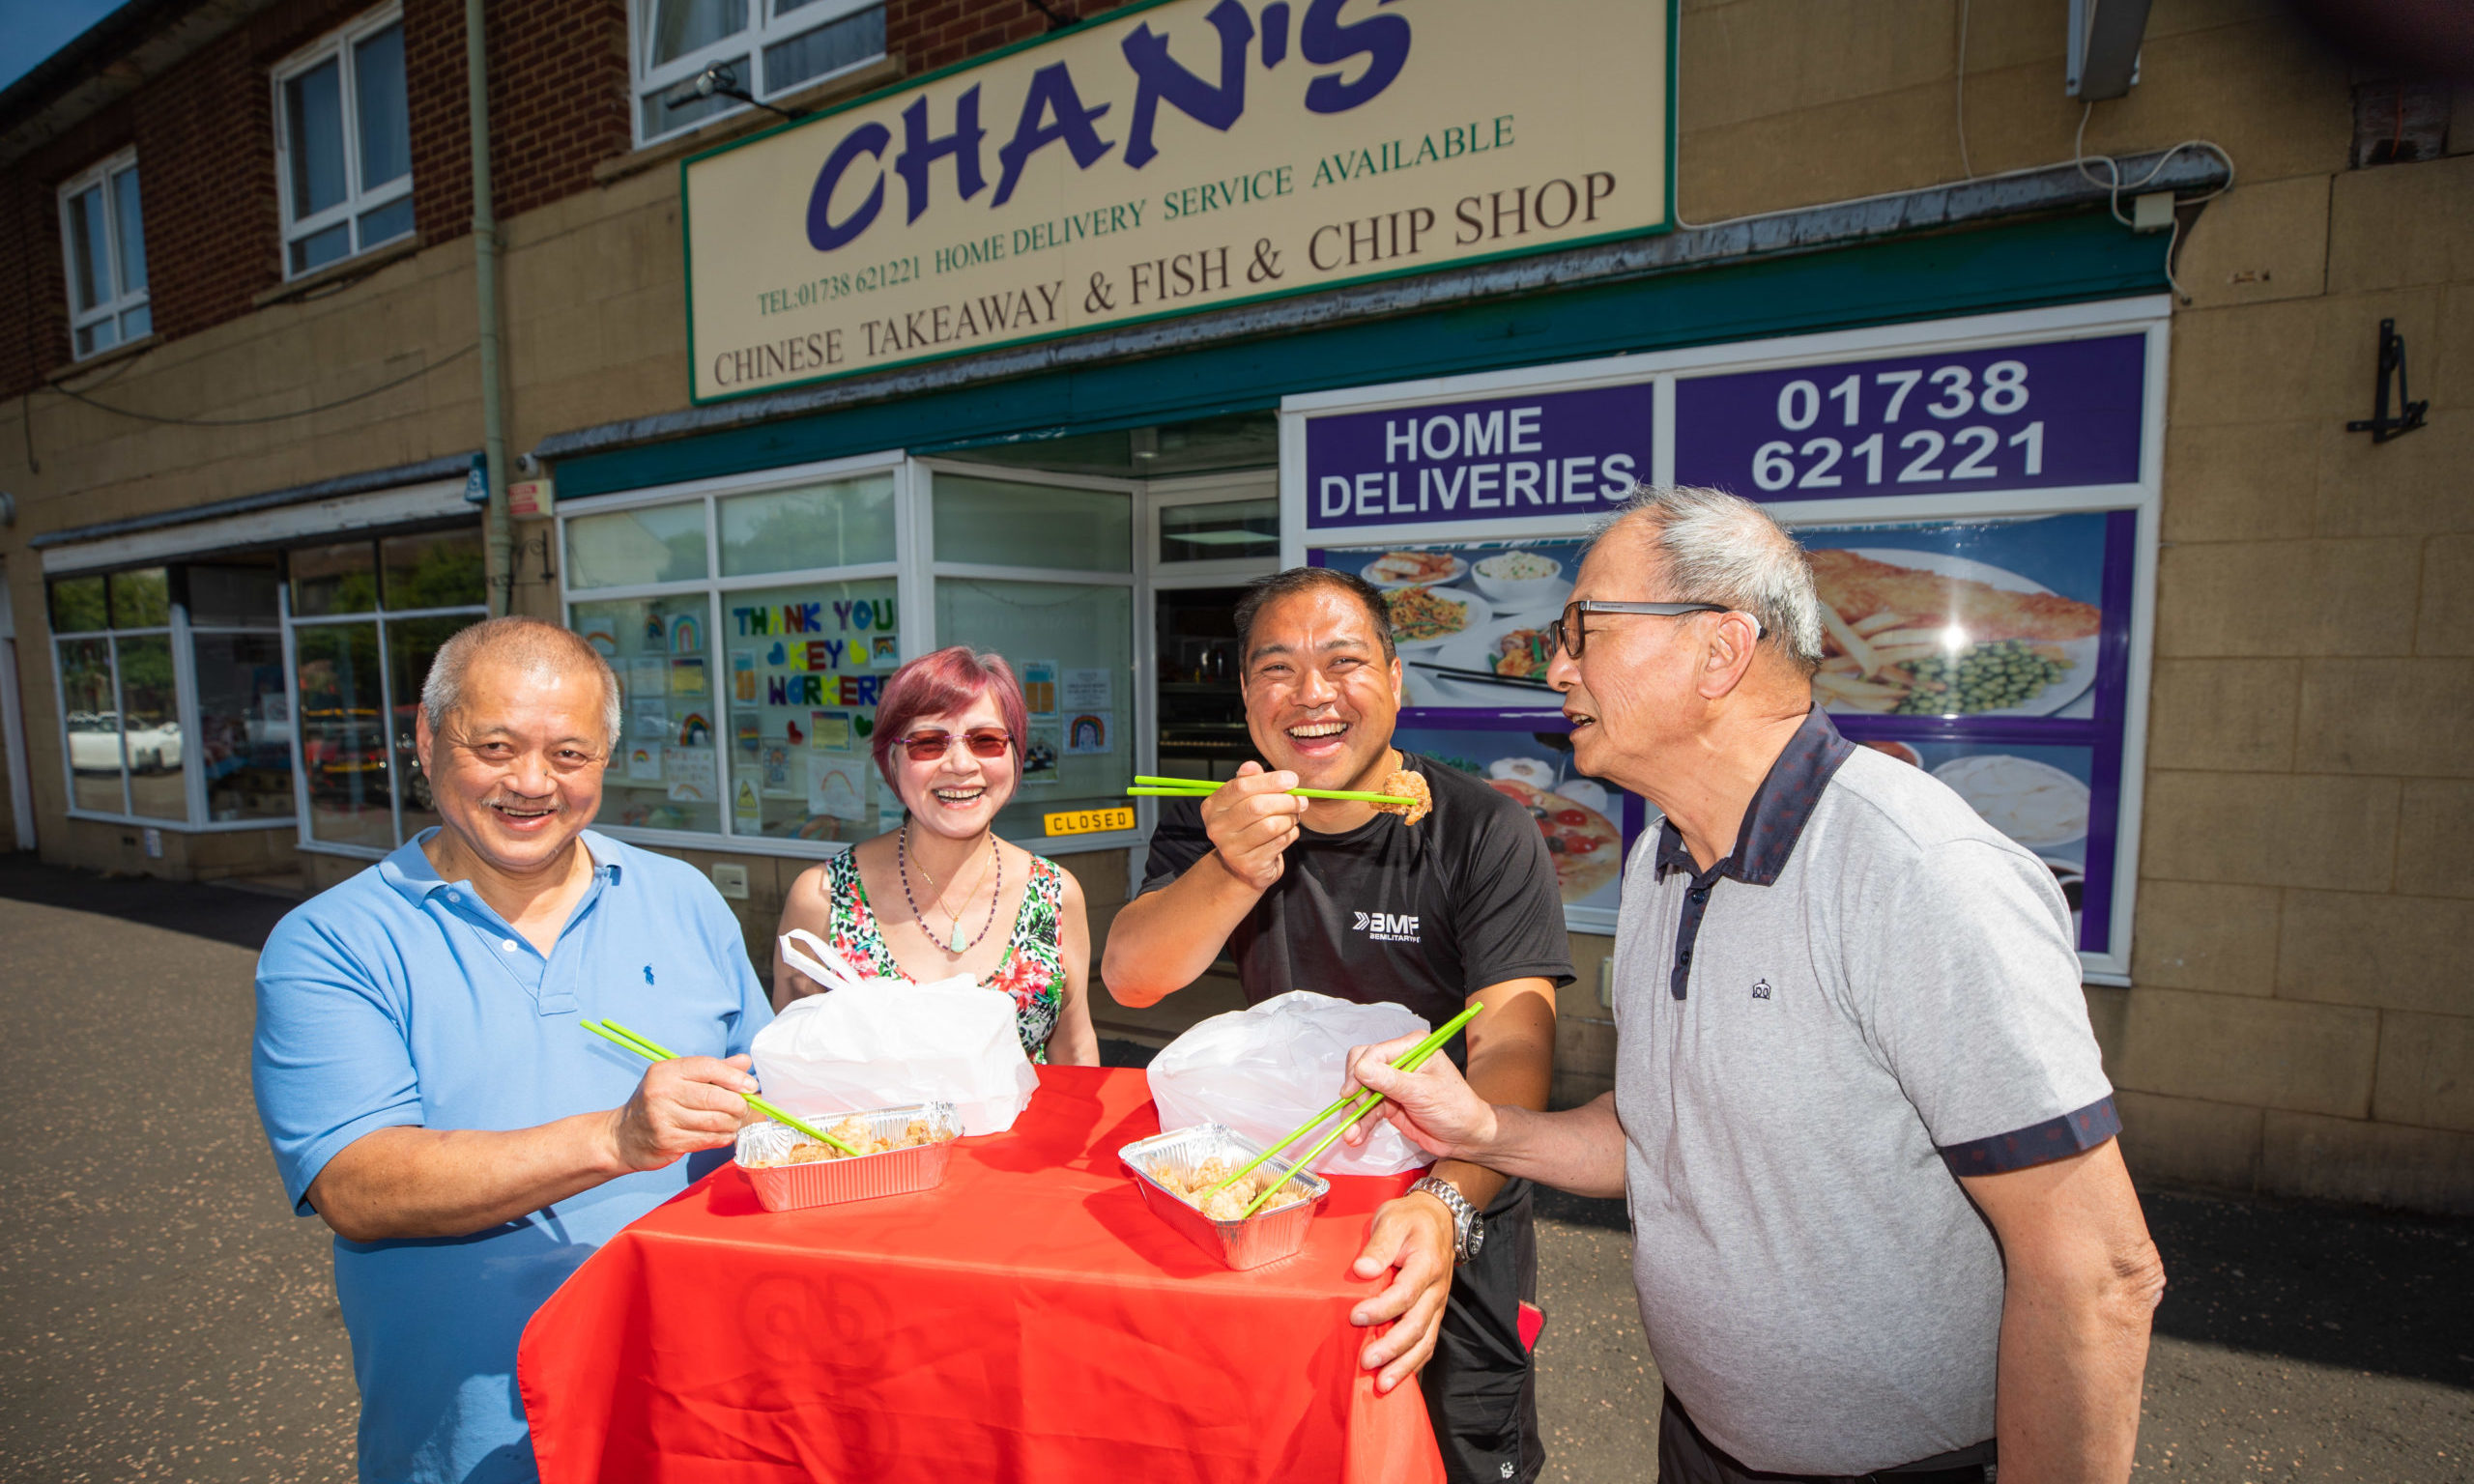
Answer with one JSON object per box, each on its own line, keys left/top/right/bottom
{"left": 1146, "top": 989, "right": 1435, "bottom": 1177}
{"left": 751, "top": 929, "right": 1038, "bottom": 1135}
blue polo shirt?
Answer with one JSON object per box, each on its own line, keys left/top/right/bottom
{"left": 252, "top": 830, "right": 771, "bottom": 1484}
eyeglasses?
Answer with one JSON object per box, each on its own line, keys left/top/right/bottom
{"left": 1547, "top": 599, "right": 1764, "bottom": 659}
{"left": 899, "top": 728, "right": 1014, "bottom": 763}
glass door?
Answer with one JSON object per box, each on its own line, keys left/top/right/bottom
{"left": 920, "top": 461, "right": 1141, "bottom": 846}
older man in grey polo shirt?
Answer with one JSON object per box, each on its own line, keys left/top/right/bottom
{"left": 1344, "top": 487, "right": 2165, "bottom": 1484}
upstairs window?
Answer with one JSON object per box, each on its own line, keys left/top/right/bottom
{"left": 59, "top": 150, "right": 149, "bottom": 359}
{"left": 632, "top": 0, "right": 885, "bottom": 146}
{"left": 274, "top": 6, "right": 414, "bottom": 277}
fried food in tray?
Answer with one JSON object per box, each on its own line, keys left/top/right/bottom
{"left": 1367, "top": 768, "right": 1433, "bottom": 826}
{"left": 751, "top": 1115, "right": 953, "bottom": 1166}
{"left": 1145, "top": 1155, "right": 1313, "bottom": 1219}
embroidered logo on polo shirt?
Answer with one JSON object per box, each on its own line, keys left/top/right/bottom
{"left": 644, "top": 965, "right": 656, "bottom": 985}
{"left": 1351, "top": 910, "right": 1423, "bottom": 944}
{"left": 1751, "top": 979, "right": 1772, "bottom": 1000}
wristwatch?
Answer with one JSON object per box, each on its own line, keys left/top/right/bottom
{"left": 1410, "top": 1175, "right": 1484, "bottom": 1265}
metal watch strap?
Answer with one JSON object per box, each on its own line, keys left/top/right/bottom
{"left": 1410, "top": 1175, "right": 1482, "bottom": 1264}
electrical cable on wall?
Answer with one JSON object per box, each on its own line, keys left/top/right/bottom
{"left": 38, "top": 342, "right": 477, "bottom": 427}
{"left": 2073, "top": 101, "right": 2236, "bottom": 304}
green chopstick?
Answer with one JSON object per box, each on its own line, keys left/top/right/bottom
{"left": 1127, "top": 785, "right": 1406, "bottom": 804}
{"left": 582, "top": 1017, "right": 864, "bottom": 1156}
{"left": 1205, "top": 1002, "right": 1485, "bottom": 1217}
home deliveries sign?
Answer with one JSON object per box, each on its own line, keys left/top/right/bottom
{"left": 680, "top": 0, "right": 1673, "bottom": 403}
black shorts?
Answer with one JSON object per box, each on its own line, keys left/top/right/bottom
{"left": 1658, "top": 1389, "right": 1995, "bottom": 1484}
{"left": 1420, "top": 1178, "right": 1540, "bottom": 1484}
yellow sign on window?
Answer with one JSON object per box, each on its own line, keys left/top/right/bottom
{"left": 1044, "top": 805, "right": 1136, "bottom": 837}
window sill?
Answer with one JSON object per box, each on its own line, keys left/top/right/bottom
{"left": 46, "top": 332, "right": 160, "bottom": 385}
{"left": 254, "top": 234, "right": 426, "bottom": 309}
{"left": 594, "top": 54, "right": 906, "bottom": 187}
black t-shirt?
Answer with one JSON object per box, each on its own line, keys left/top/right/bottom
{"left": 1137, "top": 752, "right": 1576, "bottom": 1033}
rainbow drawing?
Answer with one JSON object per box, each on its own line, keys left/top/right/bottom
{"left": 676, "top": 712, "right": 711, "bottom": 745}
{"left": 670, "top": 614, "right": 704, "bottom": 654}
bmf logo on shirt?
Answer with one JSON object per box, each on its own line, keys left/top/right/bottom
{"left": 1352, "top": 909, "right": 1423, "bottom": 945}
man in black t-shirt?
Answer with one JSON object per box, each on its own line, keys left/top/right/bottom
{"left": 1106, "top": 567, "right": 1569, "bottom": 1484}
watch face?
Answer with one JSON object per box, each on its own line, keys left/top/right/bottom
{"left": 1462, "top": 1220, "right": 1485, "bottom": 1262}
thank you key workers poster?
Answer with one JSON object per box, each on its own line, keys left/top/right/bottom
{"left": 681, "top": 0, "right": 1674, "bottom": 402}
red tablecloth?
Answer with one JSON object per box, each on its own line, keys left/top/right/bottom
{"left": 519, "top": 1065, "right": 1446, "bottom": 1484}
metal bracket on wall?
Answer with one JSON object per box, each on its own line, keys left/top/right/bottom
{"left": 2345, "top": 319, "right": 2430, "bottom": 444}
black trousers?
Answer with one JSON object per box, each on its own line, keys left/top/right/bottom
{"left": 1658, "top": 1389, "right": 1995, "bottom": 1484}
{"left": 1420, "top": 1179, "right": 1541, "bottom": 1484}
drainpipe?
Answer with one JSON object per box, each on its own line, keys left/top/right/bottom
{"left": 465, "top": 0, "right": 510, "bottom": 615}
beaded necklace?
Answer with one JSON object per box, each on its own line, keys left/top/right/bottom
{"left": 898, "top": 819, "right": 1003, "bottom": 955}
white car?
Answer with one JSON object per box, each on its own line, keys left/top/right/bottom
{"left": 65, "top": 711, "right": 183, "bottom": 772}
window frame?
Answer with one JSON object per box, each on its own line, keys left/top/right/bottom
{"left": 630, "top": 0, "right": 885, "bottom": 148}
{"left": 280, "top": 528, "right": 490, "bottom": 860}
{"left": 558, "top": 450, "right": 1149, "bottom": 860}
{"left": 56, "top": 148, "right": 149, "bottom": 360}
{"left": 271, "top": 3, "right": 415, "bottom": 281}
{"left": 48, "top": 569, "right": 286, "bottom": 834}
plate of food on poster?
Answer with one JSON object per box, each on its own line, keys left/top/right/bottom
{"left": 1806, "top": 548, "right": 2102, "bottom": 719}
{"left": 1381, "top": 585, "right": 1483, "bottom": 650}
{"left": 1482, "top": 760, "right": 1623, "bottom": 903}
{"left": 1359, "top": 549, "right": 1469, "bottom": 589}
{"left": 1411, "top": 607, "right": 1568, "bottom": 707}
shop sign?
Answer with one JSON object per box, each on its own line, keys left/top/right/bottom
{"left": 681, "top": 0, "right": 1675, "bottom": 402}
{"left": 1304, "top": 382, "right": 1654, "bottom": 531}
{"left": 1672, "top": 334, "right": 2146, "bottom": 499}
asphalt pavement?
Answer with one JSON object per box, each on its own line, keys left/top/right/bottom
{"left": 0, "top": 854, "right": 2465, "bottom": 1482}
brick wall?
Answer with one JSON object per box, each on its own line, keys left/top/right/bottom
{"left": 1, "top": 0, "right": 639, "bottom": 402}
{"left": 0, "top": 0, "right": 1134, "bottom": 403}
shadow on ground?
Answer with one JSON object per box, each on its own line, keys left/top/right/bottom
{"left": 2142, "top": 1185, "right": 2473, "bottom": 1389}
{"left": 0, "top": 853, "right": 295, "bottom": 952}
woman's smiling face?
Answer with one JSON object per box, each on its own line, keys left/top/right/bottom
{"left": 892, "top": 693, "right": 1018, "bottom": 839}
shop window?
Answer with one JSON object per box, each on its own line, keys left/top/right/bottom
{"left": 292, "top": 541, "right": 380, "bottom": 616}
{"left": 633, "top": 0, "right": 884, "bottom": 145}
{"left": 1160, "top": 497, "right": 1280, "bottom": 563}
{"left": 573, "top": 593, "right": 727, "bottom": 837}
{"left": 720, "top": 579, "right": 900, "bottom": 842}
{"left": 46, "top": 560, "right": 293, "bottom": 829}
{"left": 561, "top": 456, "right": 1145, "bottom": 856}
{"left": 58, "top": 149, "right": 149, "bottom": 359}
{"left": 294, "top": 620, "right": 394, "bottom": 848}
{"left": 283, "top": 528, "right": 488, "bottom": 853}
{"left": 273, "top": 6, "right": 414, "bottom": 278}
{"left": 720, "top": 474, "right": 895, "bottom": 577}
{"left": 566, "top": 503, "right": 710, "bottom": 589}
{"left": 56, "top": 637, "right": 123, "bottom": 814}
{"left": 933, "top": 476, "right": 1133, "bottom": 572}
{"left": 933, "top": 578, "right": 1134, "bottom": 842}
{"left": 381, "top": 528, "right": 487, "bottom": 610}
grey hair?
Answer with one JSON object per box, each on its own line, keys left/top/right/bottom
{"left": 1590, "top": 486, "right": 1827, "bottom": 671}
{"left": 420, "top": 616, "right": 624, "bottom": 747}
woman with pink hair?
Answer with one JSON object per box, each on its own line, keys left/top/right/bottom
{"left": 770, "top": 646, "right": 1098, "bottom": 1064}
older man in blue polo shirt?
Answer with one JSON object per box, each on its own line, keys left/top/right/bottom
{"left": 253, "top": 615, "right": 771, "bottom": 1484}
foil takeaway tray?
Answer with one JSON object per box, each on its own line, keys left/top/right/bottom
{"left": 734, "top": 1100, "right": 960, "bottom": 1212}
{"left": 1119, "top": 1124, "right": 1331, "bottom": 1270}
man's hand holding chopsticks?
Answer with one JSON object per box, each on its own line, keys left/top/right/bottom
{"left": 607, "top": 1054, "right": 762, "bottom": 1173}
{"left": 1339, "top": 1034, "right": 1504, "bottom": 1163}
{"left": 1201, "top": 761, "right": 1307, "bottom": 890}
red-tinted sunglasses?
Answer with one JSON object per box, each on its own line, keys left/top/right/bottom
{"left": 899, "top": 728, "right": 1014, "bottom": 763}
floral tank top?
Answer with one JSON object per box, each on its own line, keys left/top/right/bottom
{"left": 812, "top": 848, "right": 1068, "bottom": 1063}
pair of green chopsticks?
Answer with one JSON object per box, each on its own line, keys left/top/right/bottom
{"left": 1209, "top": 1002, "right": 1484, "bottom": 1219}
{"left": 581, "top": 1018, "right": 864, "bottom": 1157}
{"left": 1127, "top": 774, "right": 1402, "bottom": 805}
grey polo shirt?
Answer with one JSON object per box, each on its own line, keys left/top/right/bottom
{"left": 1613, "top": 707, "right": 2117, "bottom": 1476}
